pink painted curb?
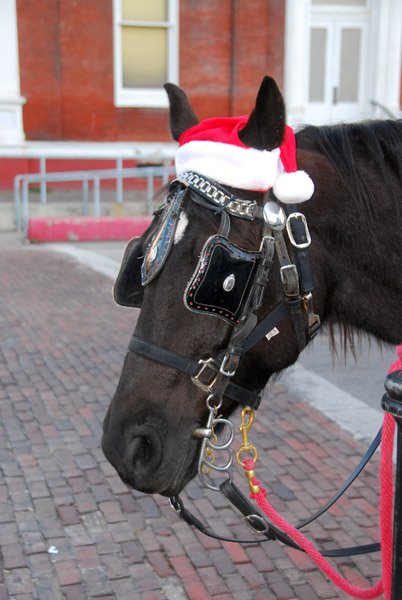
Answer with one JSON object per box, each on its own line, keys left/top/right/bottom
{"left": 27, "top": 216, "right": 153, "bottom": 242}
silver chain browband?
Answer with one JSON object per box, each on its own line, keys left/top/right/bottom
{"left": 177, "top": 171, "right": 263, "bottom": 220}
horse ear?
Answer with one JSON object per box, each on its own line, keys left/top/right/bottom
{"left": 164, "top": 83, "right": 199, "bottom": 141}
{"left": 238, "top": 76, "right": 286, "bottom": 151}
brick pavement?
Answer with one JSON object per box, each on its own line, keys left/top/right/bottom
{"left": 0, "top": 242, "right": 386, "bottom": 599}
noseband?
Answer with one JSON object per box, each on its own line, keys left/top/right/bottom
{"left": 127, "top": 170, "right": 321, "bottom": 410}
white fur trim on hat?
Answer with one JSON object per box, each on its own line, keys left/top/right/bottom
{"left": 176, "top": 140, "right": 282, "bottom": 191}
{"left": 272, "top": 170, "right": 315, "bottom": 204}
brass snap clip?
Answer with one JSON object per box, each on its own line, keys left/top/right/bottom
{"left": 236, "top": 407, "right": 260, "bottom": 494}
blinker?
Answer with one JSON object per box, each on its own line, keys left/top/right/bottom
{"left": 141, "top": 187, "right": 186, "bottom": 285}
{"left": 185, "top": 235, "right": 259, "bottom": 325}
{"left": 263, "top": 200, "right": 286, "bottom": 230}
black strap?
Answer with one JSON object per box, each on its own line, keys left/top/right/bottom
{"left": 169, "top": 495, "right": 271, "bottom": 544}
{"left": 128, "top": 335, "right": 261, "bottom": 409}
{"left": 239, "top": 300, "right": 290, "bottom": 355}
{"left": 169, "top": 427, "right": 382, "bottom": 556}
{"left": 171, "top": 478, "right": 380, "bottom": 556}
{"left": 284, "top": 207, "right": 316, "bottom": 295}
{"left": 220, "top": 480, "right": 380, "bottom": 557}
{"left": 220, "top": 480, "right": 301, "bottom": 549}
{"left": 128, "top": 299, "right": 295, "bottom": 409}
{"left": 296, "top": 426, "right": 382, "bottom": 529}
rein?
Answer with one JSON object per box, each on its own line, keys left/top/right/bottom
{"left": 169, "top": 423, "right": 382, "bottom": 556}
{"left": 127, "top": 172, "right": 386, "bottom": 578}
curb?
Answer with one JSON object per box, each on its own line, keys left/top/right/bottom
{"left": 27, "top": 216, "right": 152, "bottom": 242}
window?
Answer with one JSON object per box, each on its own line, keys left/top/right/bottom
{"left": 113, "top": 0, "right": 179, "bottom": 108}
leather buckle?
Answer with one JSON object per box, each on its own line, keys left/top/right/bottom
{"left": 286, "top": 213, "right": 311, "bottom": 249}
{"left": 303, "top": 292, "right": 321, "bottom": 337}
{"left": 280, "top": 264, "right": 300, "bottom": 296}
{"left": 191, "top": 358, "right": 219, "bottom": 393}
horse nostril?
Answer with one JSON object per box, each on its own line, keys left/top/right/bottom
{"left": 126, "top": 429, "right": 163, "bottom": 474}
{"left": 129, "top": 436, "right": 152, "bottom": 465}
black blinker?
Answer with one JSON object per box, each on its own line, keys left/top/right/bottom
{"left": 114, "top": 237, "right": 144, "bottom": 308}
{"left": 185, "top": 235, "right": 259, "bottom": 325}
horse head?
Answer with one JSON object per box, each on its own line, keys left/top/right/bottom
{"left": 102, "top": 77, "right": 323, "bottom": 496}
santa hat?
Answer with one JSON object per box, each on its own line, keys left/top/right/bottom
{"left": 175, "top": 117, "right": 314, "bottom": 203}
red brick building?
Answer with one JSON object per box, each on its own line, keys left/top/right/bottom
{"left": 1, "top": 0, "right": 401, "bottom": 187}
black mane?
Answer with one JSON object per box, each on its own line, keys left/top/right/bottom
{"left": 297, "top": 120, "right": 402, "bottom": 357}
{"left": 296, "top": 120, "right": 402, "bottom": 237}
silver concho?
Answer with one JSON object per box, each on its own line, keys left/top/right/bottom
{"left": 148, "top": 246, "right": 158, "bottom": 263}
{"left": 223, "top": 274, "right": 235, "bottom": 292}
{"left": 263, "top": 201, "right": 286, "bottom": 230}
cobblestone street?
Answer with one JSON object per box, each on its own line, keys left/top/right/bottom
{"left": 0, "top": 241, "right": 385, "bottom": 599}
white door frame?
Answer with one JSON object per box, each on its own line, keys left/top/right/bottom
{"left": 0, "top": 0, "right": 25, "bottom": 144}
{"left": 284, "top": 0, "right": 402, "bottom": 126}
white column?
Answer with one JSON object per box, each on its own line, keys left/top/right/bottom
{"left": 283, "top": 0, "right": 311, "bottom": 126}
{"left": 373, "top": 0, "right": 402, "bottom": 117}
{"left": 0, "top": 0, "right": 26, "bottom": 143}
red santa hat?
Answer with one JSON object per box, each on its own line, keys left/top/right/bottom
{"left": 175, "top": 117, "right": 314, "bottom": 203}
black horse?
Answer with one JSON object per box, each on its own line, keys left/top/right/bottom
{"left": 102, "top": 76, "right": 402, "bottom": 498}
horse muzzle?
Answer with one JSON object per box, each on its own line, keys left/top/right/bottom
{"left": 101, "top": 413, "right": 200, "bottom": 496}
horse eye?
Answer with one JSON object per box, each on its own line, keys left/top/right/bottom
{"left": 223, "top": 274, "right": 235, "bottom": 292}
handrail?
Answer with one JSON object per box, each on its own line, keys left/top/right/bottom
{"left": 14, "top": 165, "right": 176, "bottom": 232}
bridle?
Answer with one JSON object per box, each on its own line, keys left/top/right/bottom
{"left": 124, "top": 171, "right": 382, "bottom": 557}
{"left": 129, "top": 171, "right": 321, "bottom": 410}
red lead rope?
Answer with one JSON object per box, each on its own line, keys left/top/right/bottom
{"left": 243, "top": 347, "right": 402, "bottom": 599}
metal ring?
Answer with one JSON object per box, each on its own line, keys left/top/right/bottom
{"left": 244, "top": 514, "right": 270, "bottom": 535}
{"left": 201, "top": 445, "right": 234, "bottom": 470}
{"left": 206, "top": 394, "right": 223, "bottom": 412}
{"left": 207, "top": 418, "right": 235, "bottom": 450}
{"left": 235, "top": 445, "right": 258, "bottom": 467}
{"left": 198, "top": 465, "right": 233, "bottom": 492}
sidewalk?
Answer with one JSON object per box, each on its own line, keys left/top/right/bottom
{"left": 0, "top": 237, "right": 385, "bottom": 599}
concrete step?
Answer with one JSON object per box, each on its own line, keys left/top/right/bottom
{"left": 0, "top": 189, "right": 160, "bottom": 232}
{"left": 27, "top": 215, "right": 152, "bottom": 242}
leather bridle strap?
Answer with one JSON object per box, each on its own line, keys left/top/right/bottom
{"left": 128, "top": 300, "right": 292, "bottom": 410}
{"left": 239, "top": 300, "right": 290, "bottom": 354}
{"left": 128, "top": 335, "right": 261, "bottom": 409}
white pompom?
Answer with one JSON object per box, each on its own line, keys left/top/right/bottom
{"left": 272, "top": 171, "right": 315, "bottom": 203}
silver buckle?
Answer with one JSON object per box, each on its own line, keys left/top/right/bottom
{"left": 286, "top": 213, "right": 311, "bottom": 249}
{"left": 191, "top": 358, "right": 219, "bottom": 393}
{"left": 303, "top": 292, "right": 321, "bottom": 334}
{"left": 219, "top": 354, "right": 237, "bottom": 377}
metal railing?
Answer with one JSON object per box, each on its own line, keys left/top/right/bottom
{"left": 14, "top": 164, "right": 176, "bottom": 232}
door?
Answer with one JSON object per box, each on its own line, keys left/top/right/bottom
{"left": 305, "top": 1, "right": 370, "bottom": 124}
